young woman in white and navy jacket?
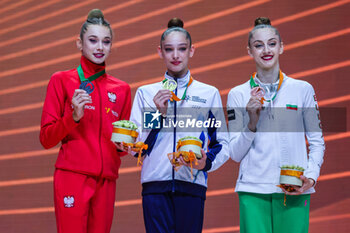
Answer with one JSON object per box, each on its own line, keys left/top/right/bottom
{"left": 130, "top": 18, "right": 229, "bottom": 233}
{"left": 227, "top": 17, "right": 325, "bottom": 233}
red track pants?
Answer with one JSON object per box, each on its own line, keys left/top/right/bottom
{"left": 54, "top": 169, "right": 116, "bottom": 233}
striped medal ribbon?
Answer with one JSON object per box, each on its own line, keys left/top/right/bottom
{"left": 77, "top": 65, "right": 105, "bottom": 94}
{"left": 162, "top": 76, "right": 193, "bottom": 101}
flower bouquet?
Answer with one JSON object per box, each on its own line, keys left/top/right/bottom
{"left": 111, "top": 120, "right": 147, "bottom": 166}
{"left": 167, "top": 136, "right": 203, "bottom": 178}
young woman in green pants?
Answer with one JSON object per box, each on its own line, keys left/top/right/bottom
{"left": 227, "top": 17, "right": 325, "bottom": 233}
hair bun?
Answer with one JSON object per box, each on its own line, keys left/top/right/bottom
{"left": 87, "top": 9, "right": 104, "bottom": 20}
{"left": 167, "top": 17, "right": 184, "bottom": 28}
{"left": 254, "top": 17, "right": 271, "bottom": 26}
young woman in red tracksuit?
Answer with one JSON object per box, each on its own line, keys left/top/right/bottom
{"left": 39, "top": 9, "right": 131, "bottom": 233}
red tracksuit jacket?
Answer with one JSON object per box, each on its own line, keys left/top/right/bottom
{"left": 40, "top": 56, "right": 131, "bottom": 180}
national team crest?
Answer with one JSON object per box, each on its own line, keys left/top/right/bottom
{"left": 108, "top": 92, "right": 117, "bottom": 103}
{"left": 64, "top": 196, "right": 75, "bottom": 208}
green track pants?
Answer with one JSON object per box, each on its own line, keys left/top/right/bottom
{"left": 238, "top": 192, "right": 310, "bottom": 233}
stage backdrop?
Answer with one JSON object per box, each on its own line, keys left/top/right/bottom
{"left": 0, "top": 0, "right": 349, "bottom": 232}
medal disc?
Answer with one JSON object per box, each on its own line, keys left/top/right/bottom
{"left": 162, "top": 79, "right": 177, "bottom": 91}
{"left": 79, "top": 81, "right": 95, "bottom": 94}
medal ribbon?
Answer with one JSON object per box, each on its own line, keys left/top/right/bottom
{"left": 168, "top": 139, "right": 201, "bottom": 180}
{"left": 77, "top": 64, "right": 105, "bottom": 82}
{"left": 279, "top": 169, "right": 303, "bottom": 207}
{"left": 250, "top": 70, "right": 283, "bottom": 102}
{"left": 280, "top": 169, "right": 303, "bottom": 178}
{"left": 113, "top": 127, "right": 139, "bottom": 138}
{"left": 162, "top": 76, "right": 193, "bottom": 101}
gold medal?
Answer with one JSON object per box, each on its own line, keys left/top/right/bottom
{"left": 162, "top": 79, "right": 177, "bottom": 91}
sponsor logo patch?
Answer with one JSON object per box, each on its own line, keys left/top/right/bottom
{"left": 112, "top": 110, "right": 119, "bottom": 118}
{"left": 227, "top": 109, "right": 236, "bottom": 121}
{"left": 184, "top": 95, "right": 207, "bottom": 104}
{"left": 84, "top": 105, "right": 95, "bottom": 110}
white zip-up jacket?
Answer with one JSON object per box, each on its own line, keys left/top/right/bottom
{"left": 227, "top": 73, "right": 325, "bottom": 194}
{"left": 130, "top": 71, "right": 229, "bottom": 198}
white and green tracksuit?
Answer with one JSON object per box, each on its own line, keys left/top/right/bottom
{"left": 227, "top": 72, "right": 325, "bottom": 233}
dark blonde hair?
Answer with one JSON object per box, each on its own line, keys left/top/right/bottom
{"left": 80, "top": 9, "right": 113, "bottom": 40}
{"left": 248, "top": 17, "right": 281, "bottom": 47}
{"left": 160, "top": 18, "right": 192, "bottom": 47}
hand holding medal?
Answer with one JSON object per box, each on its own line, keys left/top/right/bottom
{"left": 71, "top": 89, "right": 92, "bottom": 122}
{"left": 153, "top": 89, "right": 172, "bottom": 117}
{"left": 250, "top": 86, "right": 266, "bottom": 104}
{"left": 153, "top": 79, "right": 178, "bottom": 116}
{"left": 246, "top": 88, "right": 264, "bottom": 132}
{"left": 72, "top": 63, "right": 104, "bottom": 122}
{"left": 73, "top": 79, "right": 94, "bottom": 122}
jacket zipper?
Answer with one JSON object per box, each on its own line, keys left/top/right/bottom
{"left": 96, "top": 80, "right": 103, "bottom": 177}
{"left": 172, "top": 80, "right": 177, "bottom": 192}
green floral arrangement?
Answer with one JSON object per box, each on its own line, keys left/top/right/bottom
{"left": 179, "top": 136, "right": 203, "bottom": 144}
{"left": 281, "top": 165, "right": 305, "bottom": 172}
{"left": 112, "top": 120, "right": 138, "bottom": 130}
